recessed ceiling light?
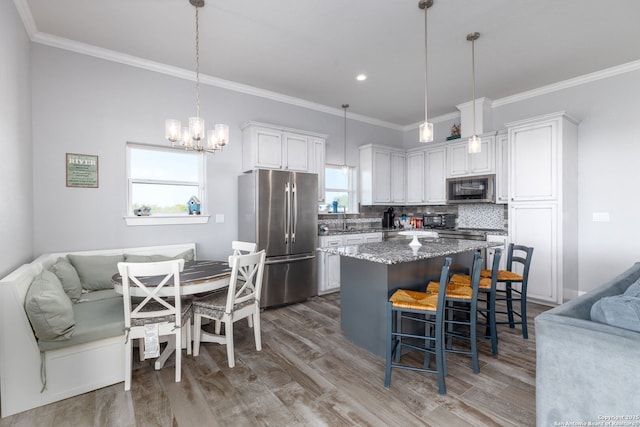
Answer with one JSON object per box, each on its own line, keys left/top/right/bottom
{"left": 355, "top": 74, "right": 367, "bottom": 81}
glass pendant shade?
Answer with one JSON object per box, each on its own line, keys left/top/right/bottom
{"left": 419, "top": 121, "right": 434, "bottom": 143}
{"left": 165, "top": 119, "right": 181, "bottom": 143}
{"left": 181, "top": 126, "right": 192, "bottom": 148}
{"left": 342, "top": 164, "right": 349, "bottom": 174}
{"left": 215, "top": 124, "right": 229, "bottom": 147}
{"left": 468, "top": 135, "right": 481, "bottom": 154}
{"left": 189, "top": 117, "right": 205, "bottom": 142}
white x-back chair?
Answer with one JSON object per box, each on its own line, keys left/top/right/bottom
{"left": 118, "top": 259, "right": 189, "bottom": 390}
{"left": 192, "top": 250, "right": 266, "bottom": 368}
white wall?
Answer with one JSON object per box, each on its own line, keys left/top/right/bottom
{"left": 491, "top": 70, "right": 640, "bottom": 294}
{"left": 0, "top": 1, "right": 33, "bottom": 278}
{"left": 30, "top": 44, "right": 401, "bottom": 261}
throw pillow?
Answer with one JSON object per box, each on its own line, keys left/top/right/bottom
{"left": 68, "top": 254, "right": 124, "bottom": 291}
{"left": 124, "top": 249, "right": 194, "bottom": 263}
{"left": 49, "top": 258, "right": 83, "bottom": 302}
{"left": 25, "top": 270, "right": 75, "bottom": 341}
{"left": 590, "top": 295, "right": 640, "bottom": 332}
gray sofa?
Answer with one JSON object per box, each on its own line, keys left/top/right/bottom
{"left": 535, "top": 263, "right": 640, "bottom": 425}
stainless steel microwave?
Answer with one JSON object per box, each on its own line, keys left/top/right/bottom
{"left": 446, "top": 174, "right": 495, "bottom": 204}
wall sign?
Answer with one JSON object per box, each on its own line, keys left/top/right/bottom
{"left": 66, "top": 153, "right": 99, "bottom": 188}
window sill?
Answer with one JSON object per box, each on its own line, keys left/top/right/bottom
{"left": 124, "top": 215, "right": 210, "bottom": 226}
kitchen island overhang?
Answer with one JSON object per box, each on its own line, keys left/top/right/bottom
{"left": 318, "top": 238, "right": 502, "bottom": 358}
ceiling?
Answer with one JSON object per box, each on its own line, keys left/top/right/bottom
{"left": 20, "top": 0, "right": 640, "bottom": 127}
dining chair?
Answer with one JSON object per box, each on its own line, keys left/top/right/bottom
{"left": 450, "top": 248, "right": 502, "bottom": 355}
{"left": 426, "top": 252, "right": 483, "bottom": 373}
{"left": 481, "top": 244, "right": 534, "bottom": 339}
{"left": 232, "top": 240, "right": 257, "bottom": 256}
{"left": 191, "top": 250, "right": 266, "bottom": 368}
{"left": 384, "top": 258, "right": 452, "bottom": 394}
{"left": 118, "top": 259, "right": 190, "bottom": 391}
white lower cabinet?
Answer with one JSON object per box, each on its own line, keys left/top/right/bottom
{"left": 318, "top": 232, "right": 382, "bottom": 294}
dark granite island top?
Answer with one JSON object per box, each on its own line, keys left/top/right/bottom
{"left": 319, "top": 238, "right": 501, "bottom": 358}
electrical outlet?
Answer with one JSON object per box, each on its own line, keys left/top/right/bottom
{"left": 592, "top": 212, "right": 610, "bottom": 222}
{"left": 215, "top": 214, "right": 224, "bottom": 223}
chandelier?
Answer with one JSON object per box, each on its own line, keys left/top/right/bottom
{"left": 418, "top": 0, "right": 434, "bottom": 143}
{"left": 165, "top": 0, "right": 229, "bottom": 153}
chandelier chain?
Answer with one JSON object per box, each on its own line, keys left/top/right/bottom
{"left": 423, "top": 5, "right": 428, "bottom": 122}
{"left": 195, "top": 4, "right": 200, "bottom": 119}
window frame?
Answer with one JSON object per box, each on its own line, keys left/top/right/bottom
{"left": 124, "top": 142, "right": 209, "bottom": 226}
{"left": 323, "top": 164, "right": 358, "bottom": 214}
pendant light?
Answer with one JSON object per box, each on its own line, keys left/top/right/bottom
{"left": 467, "top": 32, "right": 481, "bottom": 154}
{"left": 165, "top": 0, "right": 229, "bottom": 154}
{"left": 342, "top": 104, "right": 350, "bottom": 174}
{"left": 418, "top": 0, "right": 434, "bottom": 143}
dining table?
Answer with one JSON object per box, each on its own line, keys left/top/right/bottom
{"left": 112, "top": 259, "right": 233, "bottom": 370}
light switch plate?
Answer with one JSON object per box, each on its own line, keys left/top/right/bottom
{"left": 215, "top": 214, "right": 224, "bottom": 223}
{"left": 592, "top": 212, "right": 610, "bottom": 222}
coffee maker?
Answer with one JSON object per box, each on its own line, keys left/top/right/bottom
{"left": 382, "top": 207, "right": 395, "bottom": 229}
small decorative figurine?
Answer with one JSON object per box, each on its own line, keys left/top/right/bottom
{"left": 134, "top": 205, "right": 151, "bottom": 216}
{"left": 187, "top": 196, "right": 201, "bottom": 215}
{"left": 447, "top": 123, "right": 461, "bottom": 140}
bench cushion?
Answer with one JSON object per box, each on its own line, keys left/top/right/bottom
{"left": 68, "top": 254, "right": 124, "bottom": 291}
{"left": 124, "top": 249, "right": 195, "bottom": 263}
{"left": 25, "top": 271, "right": 75, "bottom": 341}
{"left": 38, "top": 296, "right": 125, "bottom": 351}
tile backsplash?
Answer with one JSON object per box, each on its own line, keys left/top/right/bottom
{"left": 457, "top": 204, "right": 505, "bottom": 229}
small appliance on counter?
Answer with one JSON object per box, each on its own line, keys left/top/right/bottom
{"left": 422, "top": 213, "right": 457, "bottom": 230}
{"left": 382, "top": 207, "right": 395, "bottom": 228}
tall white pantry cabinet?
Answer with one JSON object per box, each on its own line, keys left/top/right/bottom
{"left": 506, "top": 112, "right": 579, "bottom": 304}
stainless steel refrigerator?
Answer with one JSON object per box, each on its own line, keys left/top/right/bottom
{"left": 238, "top": 169, "right": 318, "bottom": 308}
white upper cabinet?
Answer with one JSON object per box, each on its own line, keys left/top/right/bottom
{"left": 495, "top": 131, "right": 509, "bottom": 204}
{"left": 406, "top": 150, "right": 425, "bottom": 204}
{"left": 425, "top": 144, "right": 447, "bottom": 204}
{"left": 282, "top": 133, "right": 309, "bottom": 171}
{"left": 312, "top": 138, "right": 326, "bottom": 203}
{"left": 391, "top": 151, "right": 406, "bottom": 203}
{"left": 360, "top": 144, "right": 405, "bottom": 205}
{"left": 241, "top": 122, "right": 326, "bottom": 175}
{"left": 447, "top": 136, "right": 495, "bottom": 177}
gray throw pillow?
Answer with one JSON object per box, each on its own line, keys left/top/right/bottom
{"left": 49, "top": 257, "right": 83, "bottom": 302}
{"left": 68, "top": 254, "right": 124, "bottom": 291}
{"left": 590, "top": 295, "right": 640, "bottom": 332}
{"left": 25, "top": 270, "right": 75, "bottom": 341}
{"left": 124, "top": 249, "right": 194, "bottom": 263}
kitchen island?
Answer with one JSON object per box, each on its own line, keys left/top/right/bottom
{"left": 318, "top": 237, "right": 500, "bottom": 358}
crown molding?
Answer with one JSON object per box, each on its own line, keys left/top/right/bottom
{"left": 13, "top": 0, "right": 36, "bottom": 39}
{"left": 492, "top": 60, "right": 640, "bottom": 108}
{"left": 31, "top": 32, "right": 404, "bottom": 131}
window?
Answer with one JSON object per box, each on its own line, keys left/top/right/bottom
{"left": 126, "top": 143, "right": 206, "bottom": 224}
{"left": 321, "top": 165, "right": 357, "bottom": 213}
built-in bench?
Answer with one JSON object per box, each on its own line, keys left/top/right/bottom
{"left": 0, "top": 243, "right": 196, "bottom": 418}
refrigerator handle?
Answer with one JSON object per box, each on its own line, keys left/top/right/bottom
{"left": 284, "top": 182, "right": 290, "bottom": 244}
{"left": 291, "top": 182, "right": 297, "bottom": 243}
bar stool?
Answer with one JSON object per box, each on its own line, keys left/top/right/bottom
{"left": 384, "top": 258, "right": 452, "bottom": 394}
{"left": 481, "top": 244, "right": 534, "bottom": 339}
{"left": 426, "top": 253, "right": 484, "bottom": 374}
{"left": 450, "top": 249, "right": 502, "bottom": 355}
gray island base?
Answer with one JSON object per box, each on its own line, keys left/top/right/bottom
{"left": 319, "top": 238, "right": 500, "bottom": 358}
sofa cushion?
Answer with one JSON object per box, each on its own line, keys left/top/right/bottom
{"left": 49, "top": 257, "right": 83, "bottom": 303}
{"left": 590, "top": 295, "right": 640, "bottom": 332}
{"left": 25, "top": 270, "right": 75, "bottom": 341}
{"left": 37, "top": 297, "right": 125, "bottom": 352}
{"left": 68, "top": 254, "right": 124, "bottom": 291}
{"left": 124, "top": 249, "right": 195, "bottom": 263}
{"left": 623, "top": 279, "right": 640, "bottom": 298}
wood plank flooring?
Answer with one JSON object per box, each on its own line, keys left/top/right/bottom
{"left": 0, "top": 294, "right": 549, "bottom": 427}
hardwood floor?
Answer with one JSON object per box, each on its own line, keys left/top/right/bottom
{"left": 0, "top": 294, "right": 549, "bottom": 427}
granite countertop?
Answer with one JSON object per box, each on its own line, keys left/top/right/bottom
{"left": 319, "top": 227, "right": 508, "bottom": 237}
{"left": 317, "top": 238, "right": 501, "bottom": 265}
